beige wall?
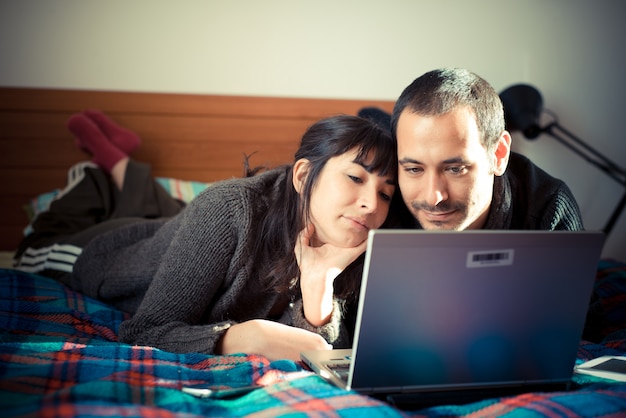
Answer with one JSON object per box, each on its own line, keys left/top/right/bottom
{"left": 1, "top": 0, "right": 625, "bottom": 259}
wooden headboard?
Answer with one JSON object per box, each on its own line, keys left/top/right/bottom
{"left": 0, "top": 87, "right": 394, "bottom": 251}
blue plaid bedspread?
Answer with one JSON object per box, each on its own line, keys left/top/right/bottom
{"left": 2, "top": 263, "right": 626, "bottom": 417}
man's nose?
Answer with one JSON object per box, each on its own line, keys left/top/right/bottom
{"left": 425, "top": 174, "right": 447, "bottom": 206}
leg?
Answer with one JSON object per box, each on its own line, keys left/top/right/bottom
{"left": 110, "top": 157, "right": 129, "bottom": 190}
{"left": 83, "top": 109, "right": 141, "bottom": 155}
{"left": 13, "top": 163, "right": 117, "bottom": 274}
{"left": 112, "top": 160, "right": 185, "bottom": 219}
{"left": 67, "top": 114, "right": 126, "bottom": 175}
{"left": 68, "top": 110, "right": 142, "bottom": 189}
{"left": 13, "top": 160, "right": 184, "bottom": 276}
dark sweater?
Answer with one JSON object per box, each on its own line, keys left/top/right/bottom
{"left": 484, "top": 152, "right": 583, "bottom": 230}
{"left": 72, "top": 167, "right": 349, "bottom": 355}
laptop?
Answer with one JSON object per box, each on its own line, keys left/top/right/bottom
{"left": 301, "top": 230, "right": 605, "bottom": 407}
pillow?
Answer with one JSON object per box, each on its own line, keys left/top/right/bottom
{"left": 155, "top": 177, "right": 210, "bottom": 204}
{"left": 24, "top": 189, "right": 61, "bottom": 222}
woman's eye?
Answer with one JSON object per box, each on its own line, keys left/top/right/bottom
{"left": 348, "top": 175, "right": 363, "bottom": 183}
{"left": 379, "top": 192, "right": 392, "bottom": 202}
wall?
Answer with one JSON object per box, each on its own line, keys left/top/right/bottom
{"left": 1, "top": 0, "right": 625, "bottom": 260}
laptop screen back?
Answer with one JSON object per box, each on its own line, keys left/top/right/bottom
{"left": 348, "top": 230, "right": 604, "bottom": 393}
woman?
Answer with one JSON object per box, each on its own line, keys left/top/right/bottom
{"left": 14, "top": 111, "right": 397, "bottom": 361}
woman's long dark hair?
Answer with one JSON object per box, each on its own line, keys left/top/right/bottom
{"left": 252, "top": 115, "right": 397, "bottom": 303}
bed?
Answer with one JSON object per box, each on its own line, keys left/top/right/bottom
{"left": 1, "top": 88, "right": 626, "bottom": 417}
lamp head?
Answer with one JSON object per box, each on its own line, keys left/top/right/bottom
{"left": 499, "top": 84, "right": 544, "bottom": 139}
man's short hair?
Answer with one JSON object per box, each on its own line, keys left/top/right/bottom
{"left": 391, "top": 68, "right": 505, "bottom": 152}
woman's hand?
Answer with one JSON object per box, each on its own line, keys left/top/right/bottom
{"left": 295, "top": 224, "right": 367, "bottom": 326}
{"left": 217, "top": 319, "right": 332, "bottom": 361}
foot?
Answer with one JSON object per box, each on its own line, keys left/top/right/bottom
{"left": 83, "top": 109, "right": 141, "bottom": 155}
{"left": 67, "top": 113, "right": 127, "bottom": 173}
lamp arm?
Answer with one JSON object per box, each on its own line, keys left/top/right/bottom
{"left": 604, "top": 191, "right": 626, "bottom": 235}
{"left": 541, "top": 122, "right": 626, "bottom": 235}
{"left": 543, "top": 122, "right": 626, "bottom": 186}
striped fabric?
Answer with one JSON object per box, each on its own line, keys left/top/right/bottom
{"left": 12, "top": 243, "right": 82, "bottom": 273}
{"left": 2, "top": 266, "right": 626, "bottom": 417}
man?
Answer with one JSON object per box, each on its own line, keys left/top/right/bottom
{"left": 388, "top": 67, "right": 583, "bottom": 231}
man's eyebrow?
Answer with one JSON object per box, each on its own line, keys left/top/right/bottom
{"left": 399, "top": 157, "right": 421, "bottom": 165}
{"left": 399, "top": 156, "right": 471, "bottom": 164}
{"left": 442, "top": 157, "right": 471, "bottom": 164}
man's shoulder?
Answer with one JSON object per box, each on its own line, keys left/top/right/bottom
{"left": 507, "top": 151, "right": 550, "bottom": 175}
{"left": 504, "top": 152, "right": 583, "bottom": 230}
{"left": 506, "top": 152, "right": 567, "bottom": 191}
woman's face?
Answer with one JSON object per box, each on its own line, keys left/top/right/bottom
{"left": 293, "top": 148, "right": 396, "bottom": 248}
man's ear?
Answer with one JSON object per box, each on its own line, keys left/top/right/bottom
{"left": 493, "top": 131, "right": 512, "bottom": 176}
{"left": 292, "top": 158, "right": 310, "bottom": 193}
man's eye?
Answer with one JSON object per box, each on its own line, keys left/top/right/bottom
{"left": 447, "top": 166, "right": 468, "bottom": 175}
{"left": 404, "top": 167, "right": 423, "bottom": 174}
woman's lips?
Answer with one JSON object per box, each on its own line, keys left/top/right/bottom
{"left": 345, "top": 216, "right": 369, "bottom": 230}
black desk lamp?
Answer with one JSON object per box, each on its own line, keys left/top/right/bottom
{"left": 499, "top": 84, "right": 626, "bottom": 236}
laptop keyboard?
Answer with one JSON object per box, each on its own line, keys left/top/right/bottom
{"left": 326, "top": 362, "right": 350, "bottom": 382}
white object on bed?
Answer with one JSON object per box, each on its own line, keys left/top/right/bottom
{"left": 575, "top": 356, "right": 626, "bottom": 382}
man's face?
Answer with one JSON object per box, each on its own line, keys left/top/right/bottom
{"left": 396, "top": 106, "right": 508, "bottom": 230}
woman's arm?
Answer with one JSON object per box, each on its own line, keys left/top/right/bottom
{"left": 217, "top": 319, "right": 332, "bottom": 361}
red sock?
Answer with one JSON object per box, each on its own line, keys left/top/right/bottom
{"left": 67, "top": 113, "right": 126, "bottom": 173}
{"left": 83, "top": 109, "right": 141, "bottom": 155}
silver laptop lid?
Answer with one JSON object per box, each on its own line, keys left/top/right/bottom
{"left": 348, "top": 230, "right": 605, "bottom": 393}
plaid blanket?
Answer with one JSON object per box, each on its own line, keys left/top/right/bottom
{"left": 2, "top": 265, "right": 626, "bottom": 417}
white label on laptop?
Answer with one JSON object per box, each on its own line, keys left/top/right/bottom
{"left": 467, "top": 249, "right": 514, "bottom": 268}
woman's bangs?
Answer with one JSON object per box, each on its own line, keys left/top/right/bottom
{"left": 353, "top": 133, "right": 397, "bottom": 178}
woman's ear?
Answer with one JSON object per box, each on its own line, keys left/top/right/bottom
{"left": 292, "top": 158, "right": 310, "bottom": 193}
{"left": 493, "top": 131, "right": 512, "bottom": 176}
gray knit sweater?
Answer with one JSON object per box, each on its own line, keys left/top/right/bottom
{"left": 72, "top": 167, "right": 349, "bottom": 355}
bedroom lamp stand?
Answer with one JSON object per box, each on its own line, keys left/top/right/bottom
{"left": 499, "top": 84, "right": 626, "bottom": 236}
